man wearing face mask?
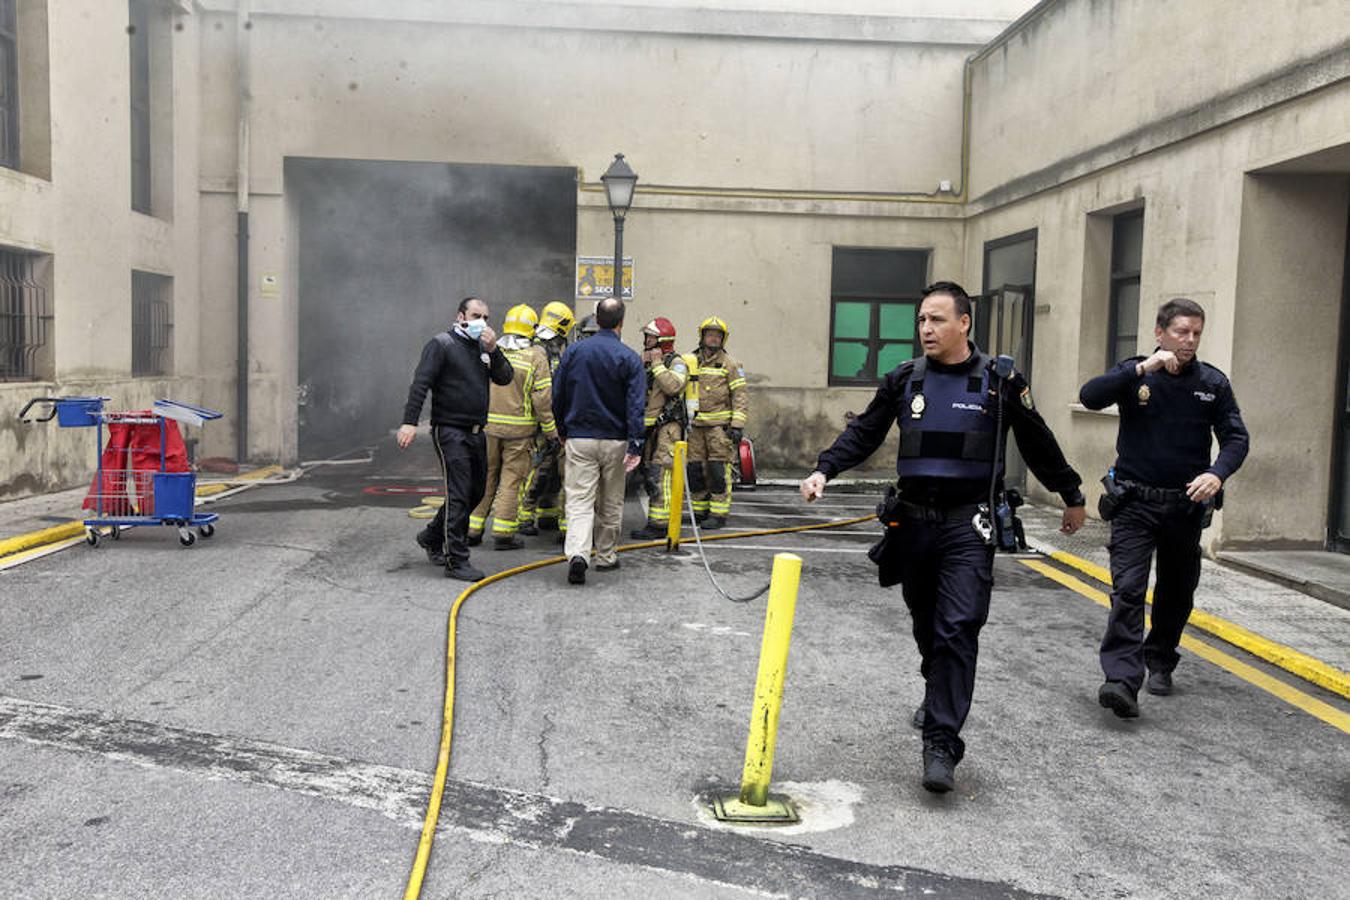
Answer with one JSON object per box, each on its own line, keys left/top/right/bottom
{"left": 398, "top": 296, "right": 514, "bottom": 582}
{"left": 1080, "top": 298, "right": 1249, "bottom": 719}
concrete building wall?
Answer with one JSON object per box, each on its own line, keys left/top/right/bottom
{"left": 0, "top": 1, "right": 206, "bottom": 499}
{"left": 967, "top": 0, "right": 1350, "bottom": 203}
{"left": 963, "top": 1, "right": 1350, "bottom": 549}
{"left": 190, "top": 0, "right": 1000, "bottom": 465}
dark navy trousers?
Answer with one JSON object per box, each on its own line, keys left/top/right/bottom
{"left": 1100, "top": 497, "right": 1204, "bottom": 691}
{"left": 423, "top": 425, "right": 487, "bottom": 568}
{"left": 895, "top": 515, "right": 995, "bottom": 763}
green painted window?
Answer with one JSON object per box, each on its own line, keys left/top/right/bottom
{"left": 829, "top": 247, "right": 928, "bottom": 385}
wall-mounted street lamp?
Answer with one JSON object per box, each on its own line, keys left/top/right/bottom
{"left": 600, "top": 153, "right": 638, "bottom": 302}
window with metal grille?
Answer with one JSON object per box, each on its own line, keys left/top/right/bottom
{"left": 1108, "top": 209, "right": 1144, "bottom": 366}
{"left": 129, "top": 0, "right": 151, "bottom": 213}
{"left": 828, "top": 247, "right": 928, "bottom": 385}
{"left": 0, "top": 0, "right": 18, "bottom": 169}
{"left": 0, "top": 247, "right": 52, "bottom": 382}
{"left": 132, "top": 270, "right": 172, "bottom": 377}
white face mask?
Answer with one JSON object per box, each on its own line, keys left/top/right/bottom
{"left": 462, "top": 318, "right": 486, "bottom": 340}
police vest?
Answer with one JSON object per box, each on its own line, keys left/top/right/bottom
{"left": 897, "top": 354, "right": 1000, "bottom": 481}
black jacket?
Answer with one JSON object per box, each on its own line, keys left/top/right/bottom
{"left": 402, "top": 329, "right": 514, "bottom": 429}
{"left": 1079, "top": 355, "right": 1249, "bottom": 489}
{"left": 815, "top": 347, "right": 1083, "bottom": 507}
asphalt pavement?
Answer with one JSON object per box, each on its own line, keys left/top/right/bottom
{"left": 0, "top": 449, "right": 1347, "bottom": 899}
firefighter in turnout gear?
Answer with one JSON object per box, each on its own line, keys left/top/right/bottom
{"left": 631, "top": 317, "right": 689, "bottom": 540}
{"left": 468, "top": 304, "right": 556, "bottom": 549}
{"left": 684, "top": 316, "right": 748, "bottom": 529}
{"left": 517, "top": 301, "right": 573, "bottom": 537}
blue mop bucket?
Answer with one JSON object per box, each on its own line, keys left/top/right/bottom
{"left": 152, "top": 472, "right": 197, "bottom": 520}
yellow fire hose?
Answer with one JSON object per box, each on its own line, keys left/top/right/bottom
{"left": 403, "top": 509, "right": 875, "bottom": 899}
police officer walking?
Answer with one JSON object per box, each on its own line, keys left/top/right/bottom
{"left": 800, "top": 281, "right": 1086, "bottom": 793}
{"left": 398, "top": 296, "right": 515, "bottom": 582}
{"left": 1080, "top": 298, "right": 1249, "bottom": 718}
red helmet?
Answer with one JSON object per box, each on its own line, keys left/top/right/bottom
{"left": 642, "top": 316, "right": 677, "bottom": 351}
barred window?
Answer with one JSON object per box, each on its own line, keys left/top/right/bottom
{"left": 132, "top": 270, "right": 172, "bottom": 377}
{"left": 0, "top": 0, "right": 18, "bottom": 169}
{"left": 0, "top": 247, "right": 52, "bottom": 382}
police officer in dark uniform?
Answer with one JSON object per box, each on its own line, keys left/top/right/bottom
{"left": 398, "top": 296, "right": 515, "bottom": 582}
{"left": 1080, "top": 298, "right": 1248, "bottom": 718}
{"left": 801, "top": 281, "right": 1086, "bottom": 794}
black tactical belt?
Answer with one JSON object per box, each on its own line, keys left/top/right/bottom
{"left": 897, "top": 500, "right": 983, "bottom": 523}
{"left": 1120, "top": 480, "right": 1187, "bottom": 502}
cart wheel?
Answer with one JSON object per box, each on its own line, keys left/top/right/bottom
{"left": 198, "top": 523, "right": 215, "bottom": 539}
{"left": 178, "top": 528, "right": 196, "bottom": 547}
{"left": 110, "top": 525, "right": 122, "bottom": 540}
{"left": 86, "top": 529, "right": 100, "bottom": 547}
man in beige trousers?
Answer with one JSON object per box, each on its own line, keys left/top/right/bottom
{"left": 550, "top": 298, "right": 645, "bottom": 585}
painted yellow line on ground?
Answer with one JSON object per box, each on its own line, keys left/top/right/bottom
{"left": 0, "top": 534, "right": 88, "bottom": 571}
{"left": 1021, "top": 559, "right": 1350, "bottom": 734}
{"left": 1045, "top": 549, "right": 1350, "bottom": 700}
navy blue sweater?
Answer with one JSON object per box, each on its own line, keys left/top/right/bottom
{"left": 551, "top": 330, "right": 646, "bottom": 454}
{"left": 1079, "top": 356, "right": 1249, "bottom": 488}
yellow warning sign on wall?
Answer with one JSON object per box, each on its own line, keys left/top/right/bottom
{"left": 576, "top": 256, "right": 634, "bottom": 301}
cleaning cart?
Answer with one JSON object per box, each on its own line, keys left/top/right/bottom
{"left": 19, "top": 396, "right": 224, "bottom": 547}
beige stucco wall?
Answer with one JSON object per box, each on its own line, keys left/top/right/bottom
{"left": 190, "top": 1, "right": 994, "bottom": 464}
{"left": 967, "top": 0, "right": 1350, "bottom": 202}
{"left": 0, "top": 2, "right": 206, "bottom": 499}
{"left": 962, "top": 28, "right": 1350, "bottom": 548}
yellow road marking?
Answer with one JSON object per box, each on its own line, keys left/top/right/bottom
{"left": 1043, "top": 550, "right": 1350, "bottom": 700}
{"left": 1021, "top": 558, "right": 1350, "bottom": 733}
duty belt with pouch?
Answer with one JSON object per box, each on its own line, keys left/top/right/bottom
{"left": 1098, "top": 468, "right": 1129, "bottom": 521}
{"left": 868, "top": 485, "right": 906, "bottom": 587}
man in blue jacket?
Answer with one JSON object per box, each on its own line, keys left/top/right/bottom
{"left": 1080, "top": 298, "right": 1248, "bottom": 718}
{"left": 552, "top": 298, "right": 645, "bottom": 585}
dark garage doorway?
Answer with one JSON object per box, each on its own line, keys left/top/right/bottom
{"left": 287, "top": 158, "right": 577, "bottom": 459}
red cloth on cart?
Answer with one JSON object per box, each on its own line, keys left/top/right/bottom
{"left": 83, "top": 415, "right": 190, "bottom": 515}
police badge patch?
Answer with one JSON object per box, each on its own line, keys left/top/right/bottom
{"left": 910, "top": 394, "right": 926, "bottom": 418}
{"left": 1138, "top": 384, "right": 1151, "bottom": 405}
{"left": 1020, "top": 387, "right": 1034, "bottom": 410}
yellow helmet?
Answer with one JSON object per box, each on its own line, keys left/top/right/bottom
{"left": 699, "top": 316, "right": 730, "bottom": 344}
{"left": 537, "top": 301, "right": 575, "bottom": 339}
{"left": 503, "top": 304, "right": 539, "bottom": 338}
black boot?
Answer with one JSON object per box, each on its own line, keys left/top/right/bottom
{"left": 466, "top": 532, "right": 483, "bottom": 547}
{"left": 517, "top": 522, "right": 539, "bottom": 537}
{"left": 702, "top": 515, "right": 726, "bottom": 530}
{"left": 493, "top": 534, "right": 524, "bottom": 551}
{"left": 1098, "top": 680, "right": 1140, "bottom": 718}
{"left": 921, "top": 744, "right": 957, "bottom": 794}
{"left": 630, "top": 522, "right": 666, "bottom": 540}
{"left": 910, "top": 702, "right": 927, "bottom": 730}
{"left": 415, "top": 531, "right": 446, "bottom": 566}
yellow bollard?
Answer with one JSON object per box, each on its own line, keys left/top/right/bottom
{"left": 666, "top": 440, "right": 688, "bottom": 552}
{"left": 711, "top": 552, "right": 802, "bottom": 824}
